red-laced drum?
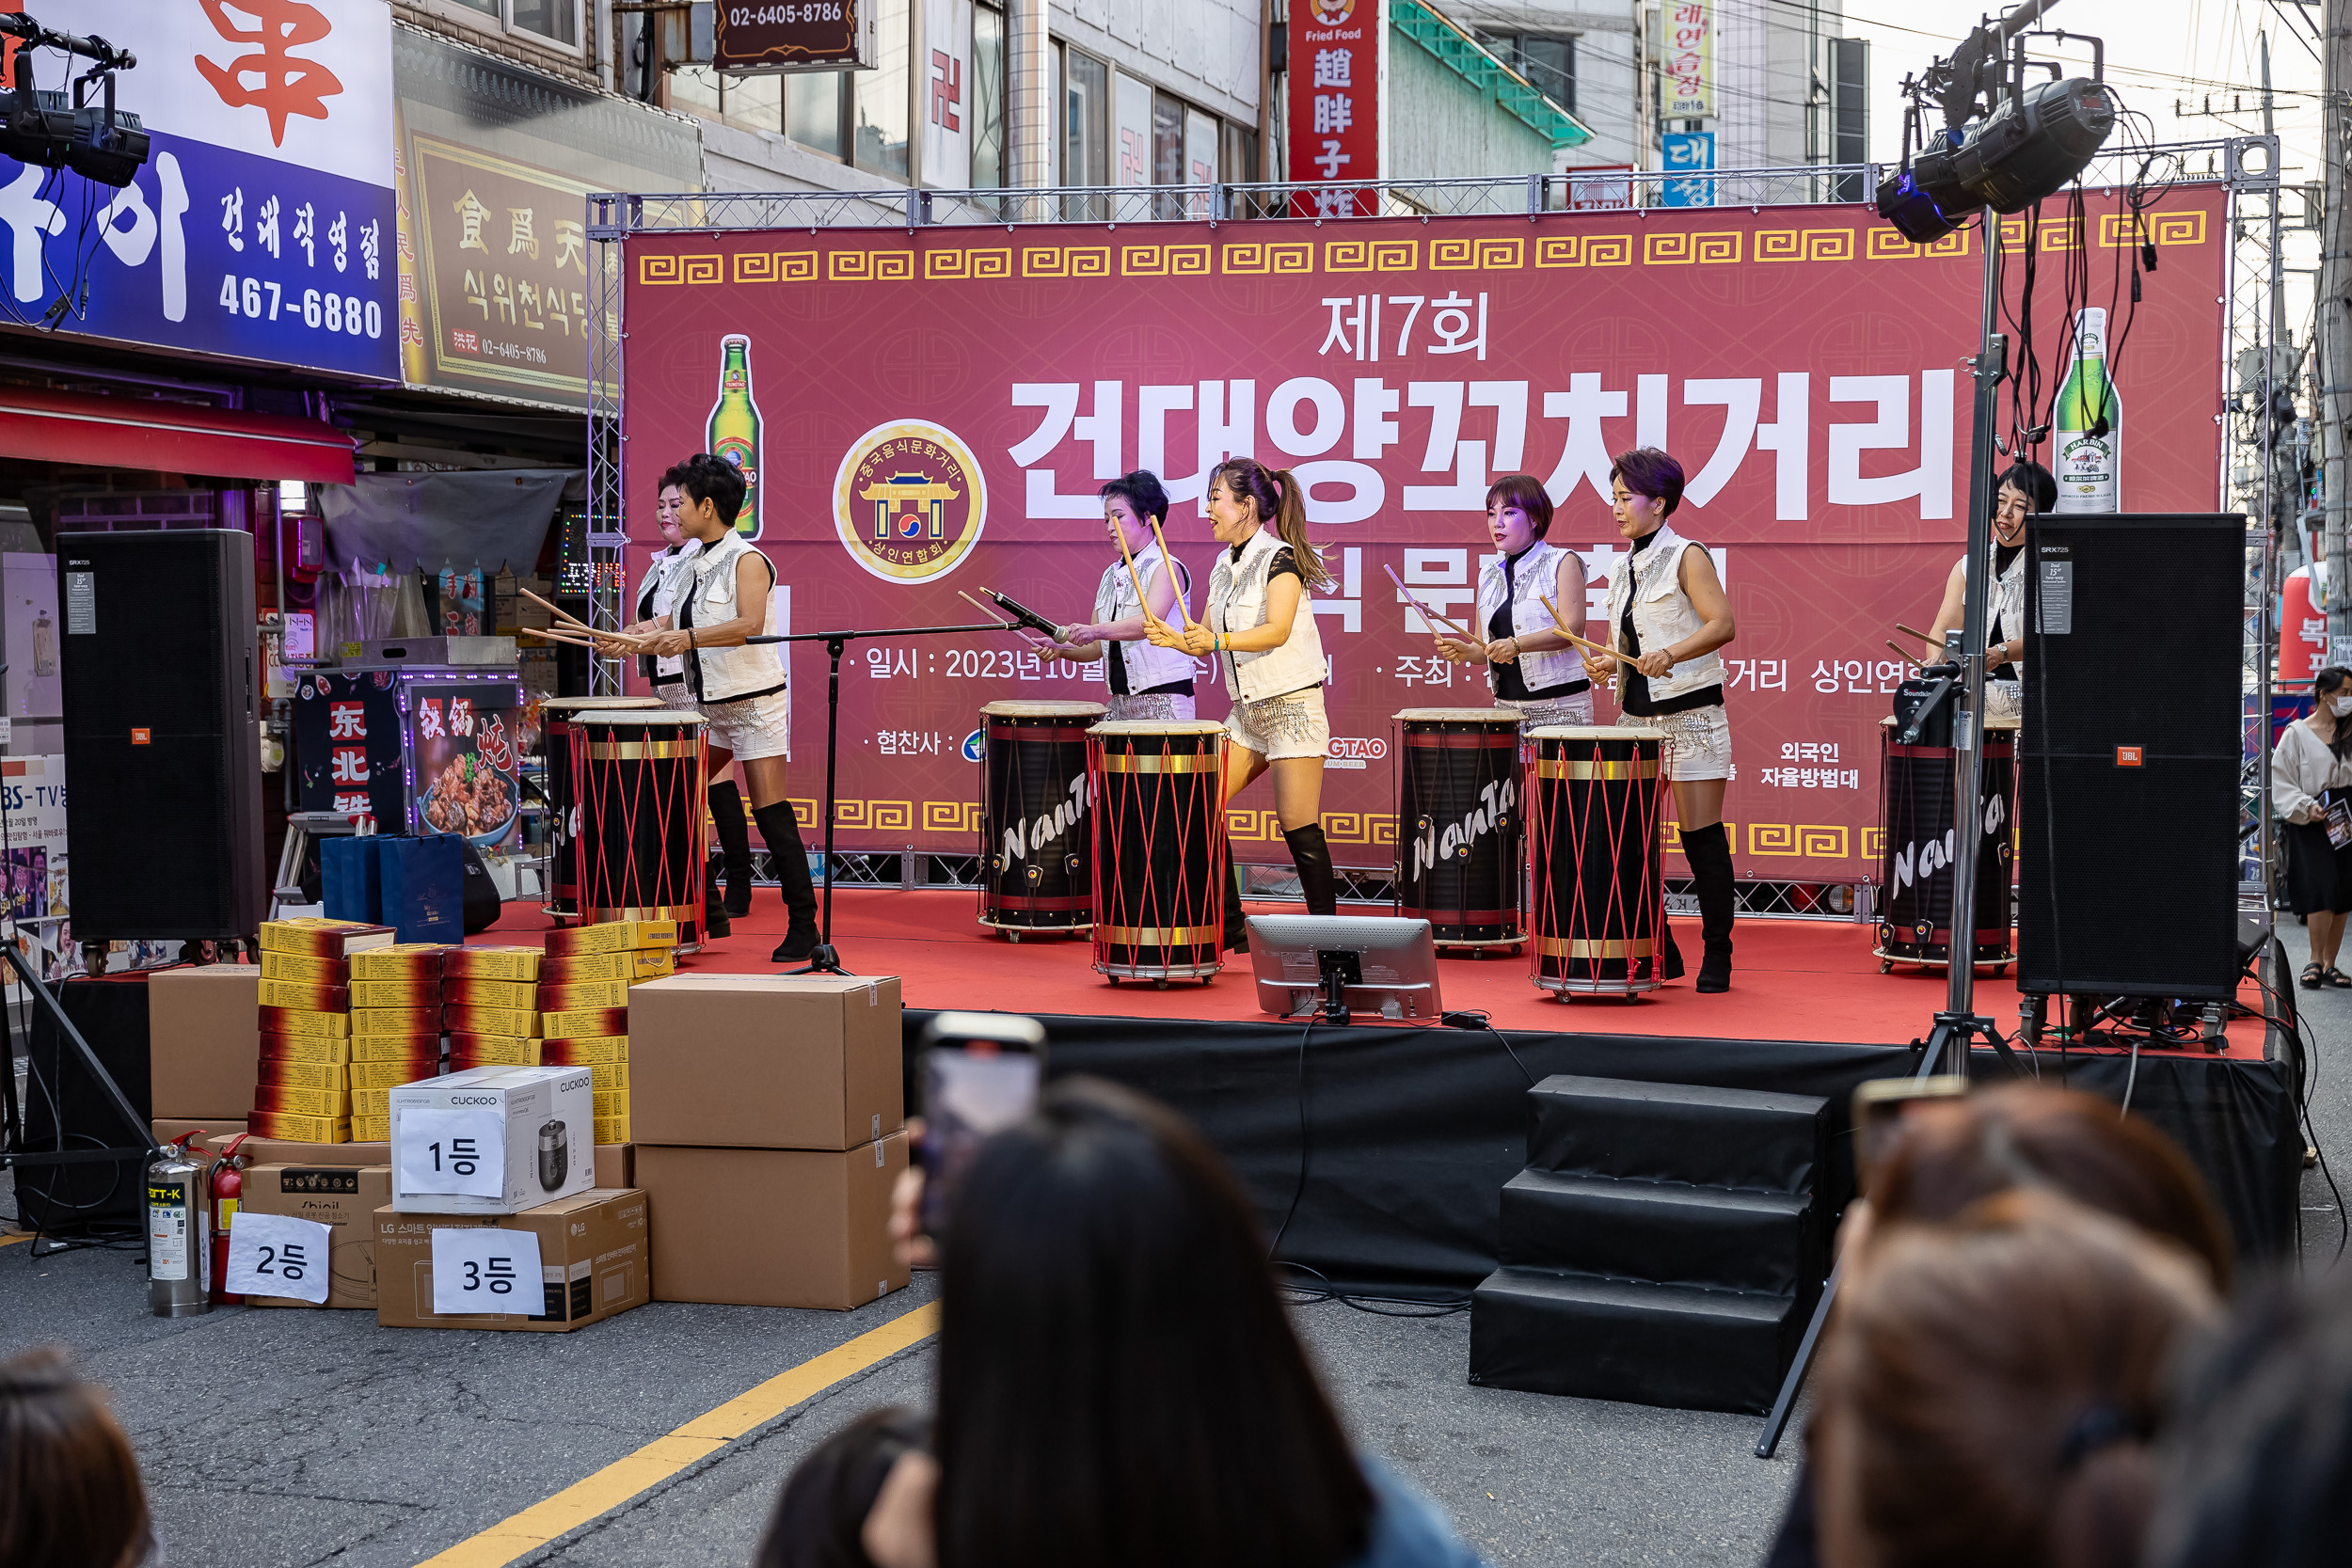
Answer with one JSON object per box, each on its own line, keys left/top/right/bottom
{"left": 978, "top": 700, "right": 1105, "bottom": 939}
{"left": 568, "top": 708, "right": 707, "bottom": 946}
{"left": 541, "top": 694, "right": 662, "bottom": 920}
{"left": 1527, "top": 725, "right": 1666, "bottom": 998}
{"left": 1089, "top": 720, "right": 1228, "bottom": 986}
{"left": 1873, "top": 713, "right": 2018, "bottom": 973}
{"left": 1393, "top": 707, "right": 1524, "bottom": 950}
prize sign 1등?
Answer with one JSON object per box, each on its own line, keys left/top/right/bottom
{"left": 0, "top": 0, "right": 398, "bottom": 380}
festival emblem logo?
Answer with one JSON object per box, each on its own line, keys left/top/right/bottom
{"left": 1307, "top": 0, "right": 1356, "bottom": 24}
{"left": 833, "top": 420, "right": 989, "bottom": 584}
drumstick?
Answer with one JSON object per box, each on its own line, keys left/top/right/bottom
{"left": 958, "top": 590, "right": 1029, "bottom": 636}
{"left": 1109, "top": 523, "right": 1168, "bottom": 634}
{"left": 1894, "top": 621, "right": 1938, "bottom": 647}
{"left": 519, "top": 587, "right": 596, "bottom": 632}
{"left": 1381, "top": 562, "right": 1471, "bottom": 639}
{"left": 1144, "top": 516, "right": 1195, "bottom": 627}
{"left": 1884, "top": 640, "right": 1928, "bottom": 671}
{"left": 1535, "top": 594, "right": 1624, "bottom": 664}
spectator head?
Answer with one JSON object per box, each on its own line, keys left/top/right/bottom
{"left": 658, "top": 451, "right": 748, "bottom": 531}
{"left": 1864, "top": 1083, "right": 2233, "bottom": 1291}
{"left": 1812, "top": 1191, "right": 2219, "bottom": 1568}
{"left": 752, "top": 1407, "right": 927, "bottom": 1568}
{"left": 2142, "top": 1264, "right": 2352, "bottom": 1568}
{"left": 933, "top": 1076, "right": 1374, "bottom": 1568}
{"left": 0, "top": 1350, "right": 152, "bottom": 1568}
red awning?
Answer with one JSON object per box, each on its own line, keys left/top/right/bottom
{"left": 0, "top": 385, "right": 356, "bottom": 484}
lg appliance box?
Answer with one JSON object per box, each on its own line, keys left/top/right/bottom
{"left": 373, "top": 1188, "right": 649, "bottom": 1332}
{"left": 387, "top": 1065, "right": 593, "bottom": 1214}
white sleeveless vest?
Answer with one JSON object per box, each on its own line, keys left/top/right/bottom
{"left": 1474, "top": 540, "right": 1586, "bottom": 693}
{"left": 1602, "top": 521, "right": 1724, "bottom": 704}
{"left": 1208, "top": 527, "right": 1327, "bottom": 703}
{"left": 1090, "top": 540, "right": 1197, "bottom": 692}
{"left": 681, "top": 531, "right": 785, "bottom": 703}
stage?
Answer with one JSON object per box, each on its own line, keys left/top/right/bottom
{"left": 487, "top": 890, "right": 2305, "bottom": 1291}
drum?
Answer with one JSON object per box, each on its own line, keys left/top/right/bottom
{"left": 568, "top": 709, "right": 707, "bottom": 947}
{"left": 1873, "top": 714, "right": 2019, "bottom": 972}
{"left": 1089, "top": 720, "right": 1228, "bottom": 985}
{"left": 1393, "top": 707, "right": 1524, "bottom": 950}
{"left": 1527, "top": 725, "right": 1666, "bottom": 998}
{"left": 542, "top": 695, "right": 663, "bottom": 919}
{"left": 977, "top": 700, "right": 1106, "bottom": 938}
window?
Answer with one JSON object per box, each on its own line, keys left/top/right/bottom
{"left": 728, "top": 71, "right": 783, "bottom": 132}
{"left": 1475, "top": 30, "right": 1575, "bottom": 114}
{"left": 1222, "top": 121, "right": 1259, "bottom": 183}
{"left": 971, "top": 4, "right": 1006, "bottom": 187}
{"left": 1152, "top": 92, "right": 1184, "bottom": 187}
{"left": 1113, "top": 71, "right": 1152, "bottom": 187}
{"left": 669, "top": 64, "right": 723, "bottom": 118}
{"left": 788, "top": 72, "right": 849, "bottom": 159}
{"left": 855, "top": 0, "right": 912, "bottom": 179}
{"left": 509, "top": 0, "right": 580, "bottom": 46}
{"left": 1065, "top": 48, "right": 1109, "bottom": 201}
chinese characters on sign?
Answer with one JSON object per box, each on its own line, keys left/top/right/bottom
{"left": 406, "top": 137, "right": 595, "bottom": 404}
{"left": 1288, "top": 0, "right": 1383, "bottom": 215}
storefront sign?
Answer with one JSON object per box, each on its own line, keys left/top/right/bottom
{"left": 1288, "top": 0, "right": 1385, "bottom": 214}
{"left": 714, "top": 1, "right": 880, "bottom": 71}
{"left": 1665, "top": 1, "right": 1715, "bottom": 119}
{"left": 0, "top": 0, "right": 399, "bottom": 380}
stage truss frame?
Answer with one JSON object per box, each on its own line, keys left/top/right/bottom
{"left": 585, "top": 139, "right": 2284, "bottom": 916}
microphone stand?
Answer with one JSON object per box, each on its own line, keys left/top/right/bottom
{"left": 744, "top": 624, "right": 1005, "bottom": 975}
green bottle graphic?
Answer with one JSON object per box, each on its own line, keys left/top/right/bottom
{"left": 707, "top": 335, "right": 763, "bottom": 537}
{"left": 2052, "top": 307, "right": 2119, "bottom": 514}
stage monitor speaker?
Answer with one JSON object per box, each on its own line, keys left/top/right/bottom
{"left": 2019, "top": 514, "right": 2241, "bottom": 1000}
{"left": 15, "top": 974, "right": 152, "bottom": 1232}
{"left": 59, "top": 530, "right": 264, "bottom": 941}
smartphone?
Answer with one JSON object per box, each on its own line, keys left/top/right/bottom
{"left": 917, "top": 1012, "right": 1046, "bottom": 1236}
{"left": 1851, "top": 1075, "right": 1970, "bottom": 1189}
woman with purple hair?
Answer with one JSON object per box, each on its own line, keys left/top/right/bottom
{"left": 1584, "top": 447, "right": 1740, "bottom": 992}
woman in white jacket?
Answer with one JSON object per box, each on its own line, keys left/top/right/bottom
{"left": 2273, "top": 665, "right": 2352, "bottom": 987}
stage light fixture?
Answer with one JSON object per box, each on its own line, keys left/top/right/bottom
{"left": 0, "top": 12, "right": 145, "bottom": 186}
{"left": 1949, "top": 76, "right": 2114, "bottom": 213}
{"left": 67, "top": 103, "right": 146, "bottom": 186}
{"left": 1875, "top": 129, "right": 1971, "bottom": 244}
{"left": 0, "top": 87, "right": 73, "bottom": 169}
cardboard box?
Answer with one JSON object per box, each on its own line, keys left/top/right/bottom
{"left": 259, "top": 952, "right": 348, "bottom": 984}
{"left": 258, "top": 919, "right": 396, "bottom": 957}
{"left": 639, "top": 1135, "right": 909, "bottom": 1310}
{"left": 447, "top": 1035, "right": 540, "bottom": 1068}
{"left": 539, "top": 978, "right": 628, "bottom": 1013}
{"left": 349, "top": 943, "right": 452, "bottom": 980}
{"left": 594, "top": 1143, "right": 632, "bottom": 1189}
{"left": 261, "top": 1033, "right": 354, "bottom": 1066}
{"left": 239, "top": 1164, "right": 394, "bottom": 1308}
{"left": 256, "top": 979, "right": 352, "bottom": 1013}
{"left": 352, "top": 1032, "right": 443, "bottom": 1060}
{"left": 351, "top": 977, "right": 443, "bottom": 1009}
{"left": 257, "top": 1060, "right": 350, "bottom": 1092}
{"left": 252, "top": 1085, "right": 353, "bottom": 1117}
{"left": 543, "top": 1035, "right": 627, "bottom": 1066}
{"left": 373, "top": 1188, "right": 650, "bottom": 1332}
{"left": 595, "top": 1113, "right": 629, "bottom": 1145}
{"left": 629, "top": 975, "right": 901, "bottom": 1151}
{"left": 444, "top": 1004, "right": 540, "bottom": 1037}
{"left": 444, "top": 945, "right": 541, "bottom": 981}
{"left": 260, "top": 1006, "right": 351, "bottom": 1039}
{"left": 388, "top": 1065, "right": 595, "bottom": 1214}
{"left": 443, "top": 976, "right": 535, "bottom": 1010}
{"left": 540, "top": 1006, "right": 628, "bottom": 1040}
{"left": 249, "top": 1111, "right": 350, "bottom": 1143}
{"left": 546, "top": 920, "right": 675, "bottom": 957}
{"left": 205, "top": 1133, "right": 389, "bottom": 1166}
{"left": 150, "top": 965, "right": 261, "bottom": 1121}
{"left": 351, "top": 1058, "right": 441, "bottom": 1090}
{"left": 354, "top": 1006, "right": 442, "bottom": 1037}
{"left": 541, "top": 950, "right": 664, "bottom": 984}
{"left": 354, "top": 1115, "right": 389, "bottom": 1143}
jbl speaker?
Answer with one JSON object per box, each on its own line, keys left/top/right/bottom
{"left": 16, "top": 974, "right": 151, "bottom": 1231}
{"left": 2018, "top": 515, "right": 2242, "bottom": 999}
{"left": 60, "top": 531, "right": 263, "bottom": 941}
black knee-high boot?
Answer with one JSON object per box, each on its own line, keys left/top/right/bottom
{"left": 1220, "top": 839, "right": 1249, "bottom": 953}
{"left": 701, "top": 874, "right": 730, "bottom": 940}
{"left": 1684, "top": 821, "right": 1736, "bottom": 992}
{"left": 752, "top": 800, "right": 821, "bottom": 962}
{"left": 1283, "top": 824, "right": 1339, "bottom": 917}
{"left": 708, "top": 781, "right": 755, "bottom": 917}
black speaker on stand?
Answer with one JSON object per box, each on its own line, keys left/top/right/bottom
{"left": 58, "top": 530, "right": 265, "bottom": 943}
{"left": 2018, "top": 515, "right": 2243, "bottom": 1003}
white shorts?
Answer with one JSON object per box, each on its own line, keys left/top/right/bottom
{"left": 656, "top": 681, "right": 699, "bottom": 711}
{"left": 702, "top": 687, "right": 791, "bottom": 763}
{"left": 1622, "top": 703, "right": 1730, "bottom": 782}
{"left": 1986, "top": 679, "right": 2022, "bottom": 722}
{"left": 1225, "top": 688, "right": 1330, "bottom": 763}
{"left": 1105, "top": 690, "right": 1197, "bottom": 723}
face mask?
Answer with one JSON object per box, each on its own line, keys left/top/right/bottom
{"left": 2331, "top": 696, "right": 2352, "bottom": 718}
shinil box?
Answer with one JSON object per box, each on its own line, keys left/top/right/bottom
{"left": 373, "top": 1188, "right": 649, "bottom": 1332}
{"left": 387, "top": 1065, "right": 595, "bottom": 1215}
{"left": 238, "top": 1164, "right": 394, "bottom": 1309}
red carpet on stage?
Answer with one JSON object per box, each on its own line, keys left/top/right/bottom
{"left": 482, "top": 890, "right": 2265, "bottom": 1058}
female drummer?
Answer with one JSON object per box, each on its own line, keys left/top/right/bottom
{"left": 622, "top": 452, "right": 819, "bottom": 964}
{"left": 1432, "top": 473, "right": 1593, "bottom": 731}
{"left": 1150, "top": 458, "right": 1337, "bottom": 943}
{"left": 622, "top": 482, "right": 700, "bottom": 710}
{"left": 1923, "top": 459, "right": 2052, "bottom": 721}
{"left": 2274, "top": 664, "right": 2352, "bottom": 987}
{"left": 1585, "top": 447, "right": 1739, "bottom": 992}
{"left": 1033, "top": 471, "right": 1197, "bottom": 721}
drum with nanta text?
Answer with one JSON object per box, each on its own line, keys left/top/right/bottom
{"left": 1393, "top": 707, "right": 1524, "bottom": 952}
{"left": 977, "top": 700, "right": 1105, "bottom": 939}
{"left": 1873, "top": 713, "right": 2018, "bottom": 974}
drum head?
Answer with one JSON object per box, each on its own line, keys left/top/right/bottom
{"left": 983, "top": 701, "right": 1108, "bottom": 719}
{"left": 546, "top": 696, "right": 661, "bottom": 714}
{"left": 577, "top": 709, "right": 706, "bottom": 727}
{"left": 1089, "top": 720, "right": 1226, "bottom": 736}
{"left": 1394, "top": 706, "right": 1520, "bottom": 724}
{"left": 1532, "top": 724, "right": 1661, "bottom": 742}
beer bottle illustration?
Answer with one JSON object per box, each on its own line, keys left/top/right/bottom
{"left": 2052, "top": 307, "right": 2120, "bottom": 514}
{"left": 707, "top": 335, "right": 764, "bottom": 537}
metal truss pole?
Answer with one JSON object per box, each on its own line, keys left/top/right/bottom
{"left": 2223, "top": 137, "right": 2285, "bottom": 900}
{"left": 586, "top": 194, "right": 628, "bottom": 697}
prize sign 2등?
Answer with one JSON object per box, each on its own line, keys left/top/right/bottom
{"left": 619, "top": 194, "right": 2228, "bottom": 878}
{"left": 0, "top": 0, "right": 398, "bottom": 380}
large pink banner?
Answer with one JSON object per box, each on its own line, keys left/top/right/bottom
{"left": 619, "top": 191, "right": 2228, "bottom": 876}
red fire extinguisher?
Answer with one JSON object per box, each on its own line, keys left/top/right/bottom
{"left": 210, "top": 1133, "right": 252, "bottom": 1305}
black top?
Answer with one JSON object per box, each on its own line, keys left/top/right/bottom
{"left": 677, "top": 552, "right": 786, "bottom": 705}
{"left": 1616, "top": 529, "right": 1724, "bottom": 718}
{"left": 1487, "top": 547, "right": 1587, "bottom": 703}
{"left": 1987, "top": 539, "right": 2024, "bottom": 682}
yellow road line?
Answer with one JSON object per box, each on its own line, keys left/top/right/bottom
{"left": 415, "top": 1300, "right": 940, "bottom": 1568}
{"left": 0, "top": 1231, "right": 29, "bottom": 1249}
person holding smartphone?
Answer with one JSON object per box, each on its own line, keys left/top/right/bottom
{"left": 2273, "top": 664, "right": 2352, "bottom": 987}
{"left": 1030, "top": 471, "right": 1197, "bottom": 721}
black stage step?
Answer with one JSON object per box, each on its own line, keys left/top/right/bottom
{"left": 1525, "top": 1073, "right": 1829, "bottom": 1196}
{"left": 1468, "top": 1266, "right": 1802, "bottom": 1415}
{"left": 1496, "top": 1167, "right": 1816, "bottom": 1297}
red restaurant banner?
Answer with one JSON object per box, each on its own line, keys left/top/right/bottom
{"left": 618, "top": 190, "right": 2229, "bottom": 879}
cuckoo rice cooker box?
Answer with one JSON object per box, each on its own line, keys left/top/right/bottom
{"left": 388, "top": 1066, "right": 593, "bottom": 1214}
